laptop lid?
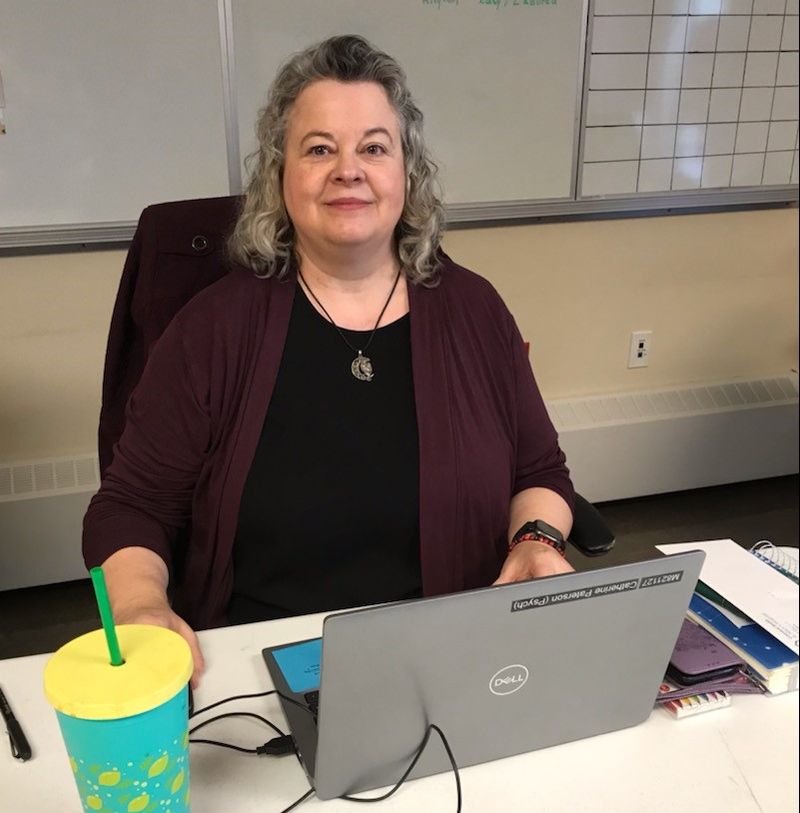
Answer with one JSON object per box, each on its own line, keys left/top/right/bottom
{"left": 266, "top": 551, "right": 704, "bottom": 800}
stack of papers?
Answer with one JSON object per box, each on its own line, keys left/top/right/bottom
{"left": 657, "top": 539, "right": 799, "bottom": 695}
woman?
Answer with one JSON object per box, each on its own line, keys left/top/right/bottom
{"left": 83, "top": 35, "right": 574, "bottom": 686}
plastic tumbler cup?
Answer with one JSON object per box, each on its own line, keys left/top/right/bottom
{"left": 44, "top": 625, "right": 193, "bottom": 813}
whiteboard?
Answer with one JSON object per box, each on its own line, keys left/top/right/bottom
{"left": 579, "top": 0, "right": 800, "bottom": 197}
{"left": 0, "top": 0, "right": 229, "bottom": 231}
{"left": 0, "top": 0, "right": 795, "bottom": 248}
{"left": 231, "top": 0, "right": 588, "bottom": 205}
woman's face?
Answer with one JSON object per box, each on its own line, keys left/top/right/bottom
{"left": 282, "top": 80, "right": 406, "bottom": 262}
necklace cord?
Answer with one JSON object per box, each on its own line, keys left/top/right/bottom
{"left": 297, "top": 268, "right": 402, "bottom": 356}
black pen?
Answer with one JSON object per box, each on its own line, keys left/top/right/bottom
{"left": 0, "top": 686, "right": 32, "bottom": 761}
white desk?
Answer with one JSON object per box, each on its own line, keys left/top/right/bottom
{"left": 1, "top": 612, "right": 798, "bottom": 813}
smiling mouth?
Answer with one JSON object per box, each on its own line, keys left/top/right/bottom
{"left": 326, "top": 199, "right": 372, "bottom": 209}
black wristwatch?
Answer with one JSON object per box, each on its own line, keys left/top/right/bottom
{"left": 509, "top": 519, "right": 566, "bottom": 556}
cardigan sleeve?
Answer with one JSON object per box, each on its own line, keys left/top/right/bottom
{"left": 508, "top": 314, "right": 575, "bottom": 512}
{"left": 83, "top": 311, "right": 211, "bottom": 574}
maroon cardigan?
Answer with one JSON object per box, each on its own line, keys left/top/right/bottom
{"left": 84, "top": 256, "right": 573, "bottom": 629}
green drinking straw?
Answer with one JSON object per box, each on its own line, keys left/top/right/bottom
{"left": 89, "top": 566, "right": 125, "bottom": 666}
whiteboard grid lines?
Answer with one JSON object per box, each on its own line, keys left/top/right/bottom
{"left": 728, "top": 5, "right": 757, "bottom": 185}
{"left": 791, "top": 121, "right": 800, "bottom": 181}
{"left": 582, "top": 2, "right": 799, "bottom": 195}
{"left": 585, "top": 147, "right": 795, "bottom": 160}
{"left": 669, "top": 13, "right": 695, "bottom": 189}
{"left": 636, "top": 11, "right": 658, "bottom": 191}
{"left": 760, "top": 3, "right": 790, "bottom": 182}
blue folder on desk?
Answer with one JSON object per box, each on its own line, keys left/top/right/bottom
{"left": 689, "top": 593, "right": 796, "bottom": 670}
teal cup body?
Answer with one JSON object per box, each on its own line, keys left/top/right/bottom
{"left": 55, "top": 685, "right": 190, "bottom": 813}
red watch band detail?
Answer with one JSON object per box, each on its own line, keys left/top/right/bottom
{"left": 508, "top": 532, "right": 566, "bottom": 557}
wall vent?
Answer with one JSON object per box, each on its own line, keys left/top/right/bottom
{"left": 548, "top": 375, "right": 799, "bottom": 503}
{"left": 0, "top": 454, "right": 99, "bottom": 503}
{"left": 548, "top": 375, "right": 798, "bottom": 432}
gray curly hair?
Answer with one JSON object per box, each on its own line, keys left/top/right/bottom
{"left": 228, "top": 34, "right": 445, "bottom": 286}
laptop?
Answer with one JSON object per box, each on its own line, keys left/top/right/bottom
{"left": 263, "top": 551, "right": 704, "bottom": 800}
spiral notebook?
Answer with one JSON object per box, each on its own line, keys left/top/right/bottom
{"left": 750, "top": 542, "right": 799, "bottom": 584}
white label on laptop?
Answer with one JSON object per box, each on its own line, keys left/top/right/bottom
{"left": 272, "top": 639, "right": 322, "bottom": 693}
{"left": 510, "top": 570, "right": 685, "bottom": 612}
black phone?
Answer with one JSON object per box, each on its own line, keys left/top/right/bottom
{"left": 666, "top": 661, "right": 742, "bottom": 686}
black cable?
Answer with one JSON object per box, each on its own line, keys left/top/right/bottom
{"left": 189, "top": 709, "right": 293, "bottom": 756}
{"left": 278, "top": 788, "right": 315, "bottom": 813}
{"left": 274, "top": 690, "right": 321, "bottom": 715}
{"left": 187, "top": 690, "right": 316, "bottom": 812}
{"left": 190, "top": 711, "right": 284, "bottom": 739}
{"left": 189, "top": 737, "right": 259, "bottom": 755}
{"left": 192, "top": 687, "right": 313, "bottom": 720}
{"left": 188, "top": 690, "right": 308, "bottom": 757}
{"left": 189, "top": 690, "right": 462, "bottom": 811}
{"left": 276, "top": 691, "right": 462, "bottom": 810}
{"left": 430, "top": 724, "right": 462, "bottom": 813}
{"left": 339, "top": 723, "right": 461, "bottom": 811}
{"left": 190, "top": 689, "right": 275, "bottom": 719}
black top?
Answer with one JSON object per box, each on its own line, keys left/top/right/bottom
{"left": 228, "top": 284, "right": 422, "bottom": 624}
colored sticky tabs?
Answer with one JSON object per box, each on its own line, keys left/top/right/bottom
{"left": 272, "top": 639, "right": 322, "bottom": 693}
{"left": 660, "top": 689, "right": 731, "bottom": 719}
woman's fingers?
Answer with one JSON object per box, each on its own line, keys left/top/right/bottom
{"left": 493, "top": 541, "right": 574, "bottom": 585}
{"left": 173, "top": 615, "right": 206, "bottom": 688}
{"left": 114, "top": 605, "right": 206, "bottom": 689}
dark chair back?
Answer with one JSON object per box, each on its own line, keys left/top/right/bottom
{"left": 99, "top": 195, "right": 241, "bottom": 474}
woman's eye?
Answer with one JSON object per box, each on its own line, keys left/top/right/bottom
{"left": 308, "top": 145, "right": 330, "bottom": 156}
{"left": 365, "top": 144, "right": 387, "bottom": 155}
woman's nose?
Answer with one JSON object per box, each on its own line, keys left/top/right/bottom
{"left": 333, "top": 152, "right": 364, "bottom": 184}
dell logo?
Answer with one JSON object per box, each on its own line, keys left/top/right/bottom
{"left": 489, "top": 664, "right": 529, "bottom": 696}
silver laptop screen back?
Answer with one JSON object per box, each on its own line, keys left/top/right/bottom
{"left": 312, "top": 552, "right": 704, "bottom": 799}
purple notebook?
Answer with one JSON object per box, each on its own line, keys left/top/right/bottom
{"left": 667, "top": 618, "right": 742, "bottom": 683}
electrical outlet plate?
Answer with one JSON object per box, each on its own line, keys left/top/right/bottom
{"left": 628, "top": 330, "right": 652, "bottom": 369}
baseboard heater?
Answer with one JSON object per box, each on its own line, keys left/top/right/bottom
{"left": 0, "top": 455, "right": 98, "bottom": 591}
{"left": 1, "top": 374, "right": 797, "bottom": 590}
{"left": 548, "top": 374, "right": 799, "bottom": 504}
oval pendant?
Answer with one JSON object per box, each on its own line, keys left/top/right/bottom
{"left": 351, "top": 352, "right": 374, "bottom": 382}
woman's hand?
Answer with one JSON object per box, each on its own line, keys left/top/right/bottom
{"left": 492, "top": 540, "right": 574, "bottom": 586}
{"left": 101, "top": 546, "right": 206, "bottom": 688}
{"left": 114, "top": 600, "right": 206, "bottom": 689}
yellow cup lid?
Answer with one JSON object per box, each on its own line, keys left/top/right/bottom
{"left": 44, "top": 625, "right": 193, "bottom": 720}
